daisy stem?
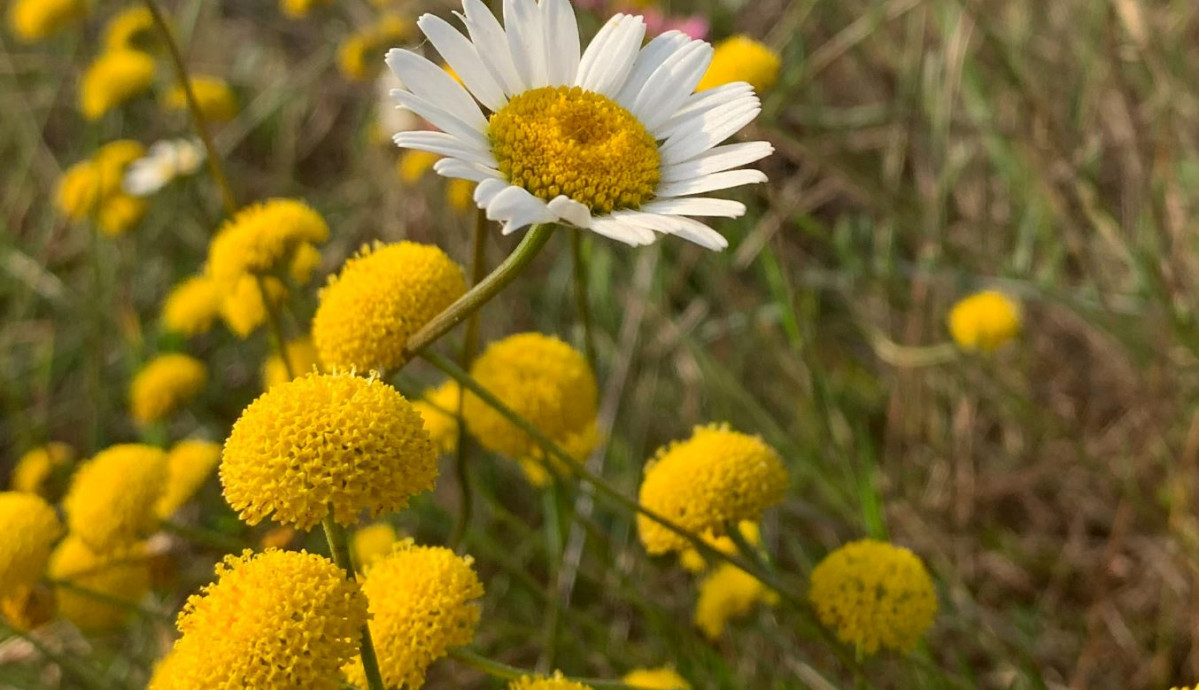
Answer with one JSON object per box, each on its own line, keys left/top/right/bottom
{"left": 321, "top": 517, "right": 386, "bottom": 690}
{"left": 141, "top": 0, "right": 237, "bottom": 217}
{"left": 570, "top": 231, "right": 598, "bottom": 371}
{"left": 448, "top": 648, "right": 641, "bottom": 689}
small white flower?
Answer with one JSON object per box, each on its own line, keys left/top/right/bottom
{"left": 123, "top": 138, "right": 206, "bottom": 197}
{"left": 386, "top": 0, "right": 772, "bottom": 250}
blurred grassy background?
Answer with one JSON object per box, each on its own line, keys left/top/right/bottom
{"left": 4, "top": 0, "right": 1199, "bottom": 688}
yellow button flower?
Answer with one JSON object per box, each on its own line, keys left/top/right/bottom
{"left": 63, "top": 444, "right": 168, "bottom": 552}
{"left": 313, "top": 242, "right": 466, "bottom": 372}
{"left": 164, "top": 76, "right": 238, "bottom": 122}
{"left": 102, "top": 6, "right": 155, "bottom": 52}
{"left": 509, "top": 673, "right": 594, "bottom": 690}
{"left": 412, "top": 381, "right": 461, "bottom": 455}
{"left": 221, "top": 372, "right": 438, "bottom": 529}
{"left": 7, "top": 0, "right": 85, "bottom": 43}
{"left": 693, "top": 562, "right": 778, "bottom": 639}
{"left": 262, "top": 336, "right": 323, "bottom": 390}
{"left": 129, "top": 353, "right": 207, "bottom": 425}
{"left": 161, "top": 274, "right": 222, "bottom": 337}
{"left": 10, "top": 442, "right": 74, "bottom": 496}
{"left": 80, "top": 49, "right": 156, "bottom": 121}
{"left": 207, "top": 198, "right": 329, "bottom": 288}
{"left": 217, "top": 274, "right": 286, "bottom": 338}
{"left": 48, "top": 536, "right": 150, "bottom": 631}
{"left": 56, "top": 139, "right": 147, "bottom": 233}
{"left": 0, "top": 492, "right": 63, "bottom": 597}
{"left": 637, "top": 424, "right": 787, "bottom": 555}
{"left": 947, "top": 290, "right": 1021, "bottom": 353}
{"left": 351, "top": 521, "right": 399, "bottom": 572}
{"left": 808, "top": 539, "right": 937, "bottom": 655}
{"left": 156, "top": 439, "right": 222, "bottom": 517}
{"left": 623, "top": 667, "right": 691, "bottom": 689}
{"left": 343, "top": 540, "right": 484, "bottom": 688}
{"left": 696, "top": 36, "right": 781, "bottom": 93}
{"left": 463, "top": 333, "right": 598, "bottom": 486}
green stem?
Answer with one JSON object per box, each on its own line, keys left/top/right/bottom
{"left": 322, "top": 517, "right": 386, "bottom": 690}
{"left": 45, "top": 578, "right": 173, "bottom": 623}
{"left": 159, "top": 519, "right": 247, "bottom": 553}
{"left": 448, "top": 648, "right": 641, "bottom": 689}
{"left": 725, "top": 519, "right": 770, "bottom": 574}
{"left": 570, "top": 231, "right": 598, "bottom": 370}
{"left": 255, "top": 275, "right": 296, "bottom": 378}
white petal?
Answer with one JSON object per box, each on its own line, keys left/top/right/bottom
{"left": 589, "top": 217, "right": 657, "bottom": 246}
{"left": 386, "top": 49, "right": 487, "bottom": 131}
{"left": 660, "top": 141, "right": 773, "bottom": 181}
{"left": 418, "top": 15, "right": 508, "bottom": 112}
{"left": 541, "top": 0, "right": 580, "bottom": 86}
{"left": 486, "top": 185, "right": 555, "bottom": 232}
{"left": 630, "top": 40, "right": 713, "bottom": 132}
{"left": 575, "top": 14, "right": 622, "bottom": 90}
{"left": 639, "top": 197, "right": 746, "bottom": 217}
{"left": 547, "top": 195, "right": 592, "bottom": 228}
{"left": 505, "top": 0, "right": 548, "bottom": 88}
{"left": 655, "top": 169, "right": 767, "bottom": 198}
{"left": 615, "top": 31, "right": 690, "bottom": 109}
{"left": 612, "top": 211, "right": 727, "bottom": 250}
{"left": 659, "top": 98, "right": 761, "bottom": 164}
{"left": 433, "top": 157, "right": 504, "bottom": 183}
{"left": 577, "top": 15, "right": 645, "bottom": 97}
{"left": 123, "top": 163, "right": 165, "bottom": 196}
{"left": 655, "top": 82, "right": 753, "bottom": 139}
{"left": 475, "top": 177, "right": 510, "bottom": 207}
{"left": 394, "top": 130, "right": 497, "bottom": 168}
{"left": 458, "top": 0, "right": 525, "bottom": 95}
{"left": 390, "top": 89, "right": 489, "bottom": 149}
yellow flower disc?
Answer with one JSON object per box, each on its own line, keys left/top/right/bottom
{"left": 262, "top": 337, "right": 323, "bottom": 390}
{"left": 509, "top": 673, "right": 594, "bottom": 690}
{"left": 102, "top": 6, "right": 154, "bottom": 51}
{"left": 489, "top": 86, "right": 660, "bottom": 214}
{"left": 48, "top": 536, "right": 150, "bottom": 631}
{"left": 947, "top": 290, "right": 1021, "bottom": 353}
{"left": 637, "top": 424, "right": 787, "bottom": 555}
{"left": 162, "top": 550, "right": 367, "bottom": 689}
{"left": 10, "top": 442, "right": 74, "bottom": 496}
{"left": 313, "top": 242, "right": 466, "bottom": 372}
{"left": 165, "top": 76, "right": 238, "bottom": 122}
{"left": 156, "top": 439, "right": 222, "bottom": 517}
{"left": 351, "top": 521, "right": 398, "bottom": 572}
{"left": 80, "top": 49, "right": 156, "bottom": 121}
{"left": 162, "top": 275, "right": 222, "bottom": 337}
{"left": 63, "top": 444, "right": 168, "bottom": 552}
{"left": 693, "top": 562, "right": 778, "bottom": 640}
{"left": 7, "top": 0, "right": 85, "bottom": 43}
{"left": 463, "top": 332, "right": 598, "bottom": 486}
{"left": 808, "top": 539, "right": 937, "bottom": 655}
{"left": 129, "top": 353, "right": 207, "bottom": 425}
{"left": 218, "top": 274, "right": 286, "bottom": 338}
{"left": 221, "top": 372, "right": 437, "bottom": 529}
{"left": 0, "top": 492, "right": 63, "bottom": 597}
{"left": 623, "top": 667, "right": 691, "bottom": 690}
{"left": 697, "top": 35, "right": 781, "bottom": 93}
{"left": 343, "top": 540, "right": 484, "bottom": 688}
{"left": 207, "top": 198, "right": 329, "bottom": 287}
{"left": 412, "top": 381, "right": 461, "bottom": 455}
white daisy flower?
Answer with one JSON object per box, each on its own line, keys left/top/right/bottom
{"left": 123, "top": 138, "right": 206, "bottom": 197}
{"left": 385, "top": 0, "right": 772, "bottom": 250}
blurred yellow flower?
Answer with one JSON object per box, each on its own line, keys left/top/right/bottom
{"left": 398, "top": 150, "right": 440, "bottom": 184}
{"left": 162, "top": 550, "right": 367, "bottom": 688}
{"left": 129, "top": 353, "right": 207, "bottom": 425}
{"left": 678, "top": 520, "right": 760, "bottom": 573}
{"left": 7, "top": 0, "right": 84, "bottom": 43}
{"left": 207, "top": 198, "right": 329, "bottom": 287}
{"left": 290, "top": 240, "right": 323, "bottom": 284}
{"left": 413, "top": 381, "right": 461, "bottom": 455}
{"left": 262, "top": 337, "right": 323, "bottom": 390}
{"left": 80, "top": 49, "right": 156, "bottom": 120}
{"left": 102, "top": 6, "right": 154, "bottom": 51}
{"left": 63, "top": 444, "right": 168, "bottom": 552}
{"left": 10, "top": 442, "right": 74, "bottom": 496}
{"left": 221, "top": 372, "right": 437, "bottom": 529}
{"left": 509, "top": 673, "right": 594, "bottom": 690}
{"left": 216, "top": 274, "right": 284, "bottom": 338}
{"left": 96, "top": 193, "right": 148, "bottom": 235}
{"left": 0, "top": 492, "right": 62, "bottom": 597}
{"left": 947, "top": 290, "right": 1021, "bottom": 353}
{"left": 623, "top": 667, "right": 691, "bottom": 689}
{"left": 637, "top": 424, "right": 787, "bottom": 555}
{"left": 156, "top": 439, "right": 222, "bottom": 517}
{"left": 697, "top": 36, "right": 781, "bottom": 93}
{"left": 56, "top": 140, "right": 148, "bottom": 234}
{"left": 279, "top": 0, "right": 332, "bottom": 19}
{"left": 338, "top": 14, "right": 413, "bottom": 81}
{"left": 0, "top": 583, "right": 56, "bottom": 631}
{"left": 49, "top": 536, "right": 150, "bottom": 631}
{"left": 447, "top": 178, "right": 476, "bottom": 212}
{"left": 162, "top": 274, "right": 222, "bottom": 337}
{"left": 344, "top": 540, "right": 484, "bottom": 688}
{"left": 463, "top": 333, "right": 598, "bottom": 486}
{"left": 164, "top": 76, "right": 238, "bottom": 122}
{"left": 694, "top": 562, "right": 778, "bottom": 639}
{"left": 351, "top": 521, "right": 398, "bottom": 571}
{"left": 808, "top": 539, "right": 937, "bottom": 655}
{"left": 313, "top": 242, "right": 466, "bottom": 372}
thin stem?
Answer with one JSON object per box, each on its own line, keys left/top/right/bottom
{"left": 570, "top": 231, "right": 598, "bottom": 370}
{"left": 255, "top": 275, "right": 296, "bottom": 378}
{"left": 399, "top": 224, "right": 554, "bottom": 366}
{"left": 159, "top": 519, "right": 247, "bottom": 553}
{"left": 449, "top": 648, "right": 641, "bottom": 689}
{"left": 141, "top": 0, "right": 237, "bottom": 216}
{"left": 322, "top": 517, "right": 386, "bottom": 690}
{"left": 725, "top": 519, "right": 771, "bottom": 574}
{"left": 44, "top": 578, "right": 173, "bottom": 623}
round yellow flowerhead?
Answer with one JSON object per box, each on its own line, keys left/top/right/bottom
{"left": 162, "top": 274, "right": 222, "bottom": 337}
{"left": 262, "top": 337, "right": 323, "bottom": 390}
{"left": 48, "top": 536, "right": 151, "bottom": 631}
{"left": 10, "top": 442, "right": 74, "bottom": 496}
{"left": 412, "top": 381, "right": 461, "bottom": 455}
{"left": 207, "top": 198, "right": 329, "bottom": 288}
{"left": 63, "top": 444, "right": 168, "bottom": 552}
{"left": 637, "top": 424, "right": 787, "bottom": 555}
{"left": 351, "top": 521, "right": 398, "bottom": 572}
{"left": 0, "top": 492, "right": 62, "bottom": 597}
{"left": 102, "top": 6, "right": 155, "bottom": 51}
{"left": 808, "top": 539, "right": 937, "bottom": 655}
{"left": 56, "top": 159, "right": 102, "bottom": 220}
{"left": 509, "top": 673, "right": 594, "bottom": 690}
{"left": 56, "top": 139, "right": 146, "bottom": 225}
{"left": 343, "top": 540, "right": 484, "bottom": 688}
{"left": 221, "top": 372, "right": 438, "bottom": 529}
{"left": 694, "top": 562, "right": 778, "bottom": 640}
{"left": 463, "top": 333, "right": 598, "bottom": 486}
{"left": 7, "top": 0, "right": 84, "bottom": 43}
{"left": 447, "top": 179, "right": 476, "bottom": 212}
{"left": 97, "top": 193, "right": 148, "bottom": 236}
{"left": 623, "top": 667, "right": 691, "bottom": 689}
{"left": 165, "top": 76, "right": 238, "bottom": 122}
{"left": 678, "top": 521, "right": 760, "bottom": 573}
{"left": 156, "top": 439, "right": 222, "bottom": 517}
{"left": 697, "top": 36, "right": 781, "bottom": 93}
{"left": 80, "top": 49, "right": 156, "bottom": 121}
{"left": 947, "top": 290, "right": 1021, "bottom": 353}
{"left": 313, "top": 242, "right": 466, "bottom": 372}
{"left": 129, "top": 353, "right": 207, "bottom": 425}
{"left": 218, "top": 274, "right": 286, "bottom": 338}
{"left": 162, "top": 550, "right": 368, "bottom": 689}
